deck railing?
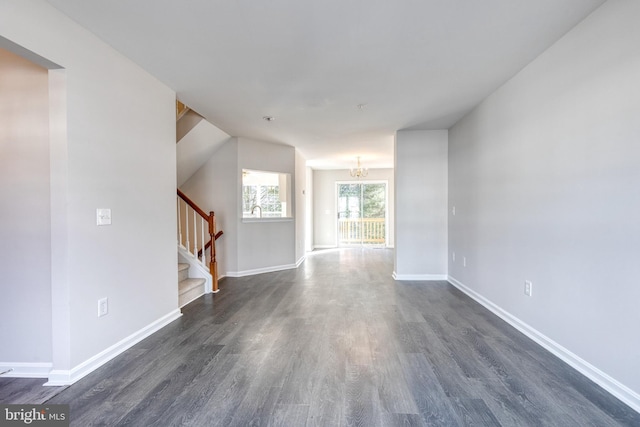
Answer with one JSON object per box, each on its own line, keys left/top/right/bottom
{"left": 338, "top": 218, "right": 385, "bottom": 245}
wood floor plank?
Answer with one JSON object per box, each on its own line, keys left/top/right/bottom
{"left": 305, "top": 315, "right": 347, "bottom": 426}
{"left": 226, "top": 386, "right": 282, "bottom": 427}
{"left": 344, "top": 363, "right": 382, "bottom": 427}
{"left": 380, "top": 412, "right": 427, "bottom": 427}
{"left": 187, "top": 350, "right": 265, "bottom": 427}
{"left": 115, "top": 344, "right": 225, "bottom": 426}
{"left": 397, "top": 352, "right": 463, "bottom": 426}
{"left": 456, "top": 398, "right": 502, "bottom": 426}
{"left": 267, "top": 403, "right": 309, "bottom": 427}
{"left": 277, "top": 321, "right": 327, "bottom": 405}
{"left": 370, "top": 348, "right": 420, "bottom": 416}
{"left": 146, "top": 352, "right": 241, "bottom": 426}
{"left": 0, "top": 378, "right": 66, "bottom": 404}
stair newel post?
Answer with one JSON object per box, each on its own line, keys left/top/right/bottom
{"left": 208, "top": 211, "right": 218, "bottom": 293}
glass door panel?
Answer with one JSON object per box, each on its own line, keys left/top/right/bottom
{"left": 337, "top": 182, "right": 386, "bottom": 247}
{"left": 362, "top": 183, "right": 386, "bottom": 245}
{"left": 337, "top": 184, "right": 362, "bottom": 245}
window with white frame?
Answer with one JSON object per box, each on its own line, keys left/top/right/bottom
{"left": 242, "top": 170, "right": 291, "bottom": 218}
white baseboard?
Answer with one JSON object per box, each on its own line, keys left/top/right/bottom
{"left": 295, "top": 255, "right": 306, "bottom": 268}
{"left": 392, "top": 272, "right": 448, "bottom": 281}
{"left": 313, "top": 245, "right": 337, "bottom": 249}
{"left": 0, "top": 362, "right": 52, "bottom": 379}
{"left": 45, "top": 309, "right": 182, "bottom": 386}
{"left": 225, "top": 263, "right": 298, "bottom": 278}
{"left": 311, "top": 246, "right": 393, "bottom": 251}
{"left": 447, "top": 275, "right": 640, "bottom": 414}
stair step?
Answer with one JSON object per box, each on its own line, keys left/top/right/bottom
{"left": 178, "top": 279, "right": 206, "bottom": 307}
{"left": 178, "top": 263, "right": 190, "bottom": 282}
{"left": 178, "top": 277, "right": 206, "bottom": 308}
{"left": 179, "top": 277, "right": 206, "bottom": 295}
{"left": 177, "top": 262, "right": 206, "bottom": 307}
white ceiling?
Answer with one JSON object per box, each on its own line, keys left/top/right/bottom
{"left": 47, "top": 0, "right": 605, "bottom": 169}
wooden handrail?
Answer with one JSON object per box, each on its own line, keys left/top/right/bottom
{"left": 177, "top": 189, "right": 223, "bottom": 293}
{"left": 177, "top": 189, "right": 209, "bottom": 219}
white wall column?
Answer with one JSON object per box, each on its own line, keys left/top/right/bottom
{"left": 394, "top": 130, "right": 448, "bottom": 280}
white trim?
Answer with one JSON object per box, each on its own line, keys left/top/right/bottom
{"left": 226, "top": 263, "right": 297, "bottom": 278}
{"left": 241, "top": 217, "right": 293, "bottom": 223}
{"left": 447, "top": 275, "right": 640, "bottom": 414}
{"left": 0, "top": 362, "right": 52, "bottom": 378}
{"left": 307, "top": 248, "right": 342, "bottom": 256}
{"left": 295, "top": 255, "right": 306, "bottom": 268}
{"left": 44, "top": 309, "right": 182, "bottom": 386}
{"left": 313, "top": 245, "right": 337, "bottom": 249}
{"left": 392, "top": 272, "right": 447, "bottom": 281}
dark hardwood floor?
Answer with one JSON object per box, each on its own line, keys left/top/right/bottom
{"left": 0, "top": 377, "right": 65, "bottom": 404}
{"left": 3, "top": 248, "right": 639, "bottom": 426}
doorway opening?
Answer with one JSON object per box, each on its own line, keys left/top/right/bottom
{"left": 336, "top": 181, "right": 387, "bottom": 247}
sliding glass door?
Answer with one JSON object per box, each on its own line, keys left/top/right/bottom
{"left": 337, "top": 182, "right": 387, "bottom": 247}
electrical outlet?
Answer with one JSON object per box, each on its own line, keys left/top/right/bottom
{"left": 463, "top": 257, "right": 467, "bottom": 267}
{"left": 98, "top": 297, "right": 109, "bottom": 317}
{"left": 524, "top": 281, "right": 533, "bottom": 297}
{"left": 452, "top": 206, "right": 456, "bottom": 216}
{"left": 452, "top": 251, "right": 456, "bottom": 262}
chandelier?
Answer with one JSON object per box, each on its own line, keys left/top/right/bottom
{"left": 349, "top": 156, "right": 368, "bottom": 178}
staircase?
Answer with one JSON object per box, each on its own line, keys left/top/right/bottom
{"left": 178, "top": 263, "right": 206, "bottom": 307}
{"left": 176, "top": 187, "right": 223, "bottom": 309}
{"left": 175, "top": 100, "right": 224, "bottom": 308}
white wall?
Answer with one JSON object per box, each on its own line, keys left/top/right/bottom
{"left": 305, "top": 167, "right": 314, "bottom": 253}
{"left": 182, "top": 137, "right": 299, "bottom": 276}
{"left": 176, "top": 119, "right": 231, "bottom": 187}
{"left": 448, "top": 0, "right": 640, "bottom": 408}
{"left": 0, "top": 47, "right": 52, "bottom": 365}
{"left": 237, "top": 138, "right": 296, "bottom": 273}
{"left": 312, "top": 168, "right": 395, "bottom": 248}
{"left": 394, "top": 130, "right": 448, "bottom": 279}
{"left": 294, "top": 150, "right": 307, "bottom": 263}
{"left": 0, "top": 0, "right": 178, "bottom": 379}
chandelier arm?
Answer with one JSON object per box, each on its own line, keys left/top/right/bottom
{"left": 349, "top": 156, "right": 367, "bottom": 179}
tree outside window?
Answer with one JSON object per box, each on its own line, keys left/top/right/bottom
{"left": 242, "top": 184, "right": 282, "bottom": 217}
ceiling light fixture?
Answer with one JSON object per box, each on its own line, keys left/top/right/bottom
{"left": 349, "top": 156, "right": 368, "bottom": 179}
{"left": 263, "top": 116, "right": 275, "bottom": 122}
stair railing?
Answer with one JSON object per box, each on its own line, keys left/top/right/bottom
{"left": 177, "top": 189, "right": 223, "bottom": 292}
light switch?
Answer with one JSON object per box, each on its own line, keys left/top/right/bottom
{"left": 97, "top": 208, "right": 112, "bottom": 226}
{"left": 98, "top": 297, "right": 109, "bottom": 317}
